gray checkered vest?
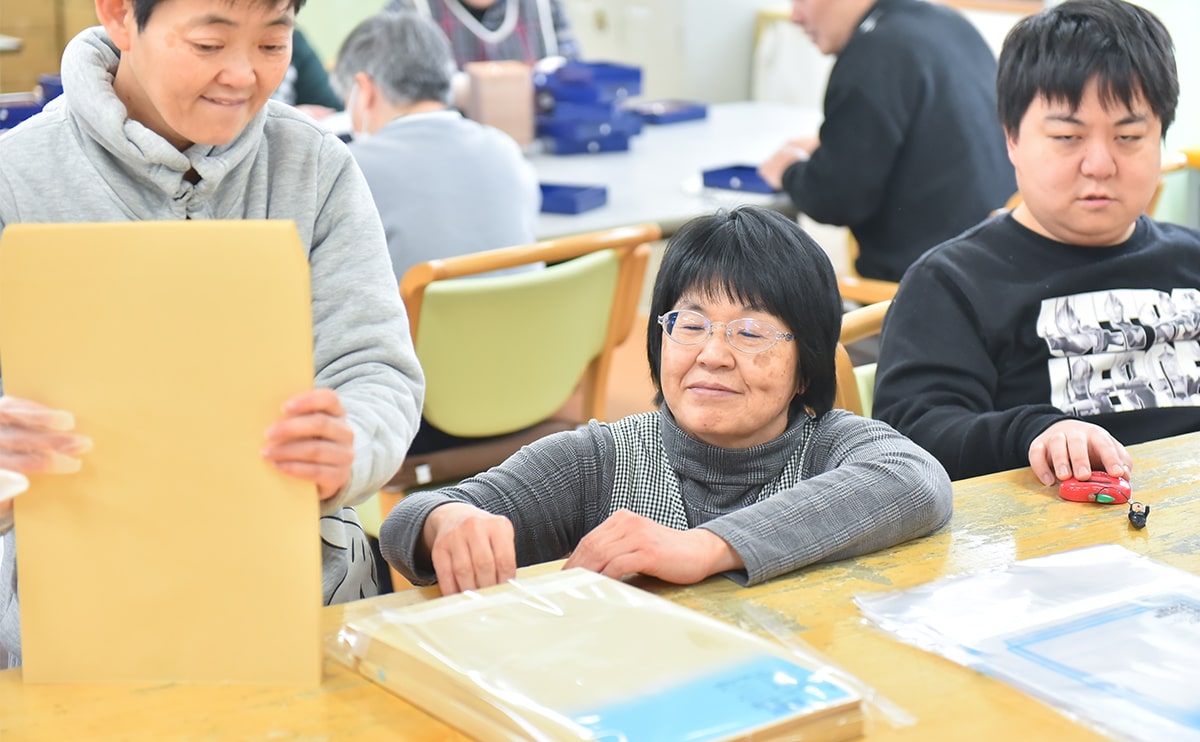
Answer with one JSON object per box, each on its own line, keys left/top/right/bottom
{"left": 607, "top": 412, "right": 812, "bottom": 530}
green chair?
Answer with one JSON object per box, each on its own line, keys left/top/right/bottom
{"left": 364, "top": 223, "right": 659, "bottom": 589}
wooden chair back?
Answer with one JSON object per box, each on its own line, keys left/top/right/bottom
{"left": 833, "top": 299, "right": 891, "bottom": 416}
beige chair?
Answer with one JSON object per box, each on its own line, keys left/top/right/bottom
{"left": 833, "top": 299, "right": 891, "bottom": 416}
{"left": 366, "top": 223, "right": 659, "bottom": 589}
{"left": 838, "top": 268, "right": 900, "bottom": 306}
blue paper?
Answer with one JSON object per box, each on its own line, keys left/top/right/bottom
{"left": 702, "top": 165, "right": 776, "bottom": 194}
{"left": 633, "top": 100, "right": 708, "bottom": 125}
{"left": 540, "top": 183, "right": 608, "bottom": 214}
{"left": 572, "top": 654, "right": 856, "bottom": 741}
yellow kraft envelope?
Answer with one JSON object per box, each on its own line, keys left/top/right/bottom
{"left": 0, "top": 220, "right": 321, "bottom": 685}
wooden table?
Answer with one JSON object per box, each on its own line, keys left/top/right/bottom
{"left": 3, "top": 431, "right": 1198, "bottom": 740}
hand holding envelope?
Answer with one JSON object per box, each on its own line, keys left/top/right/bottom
{"left": 0, "top": 396, "right": 93, "bottom": 475}
{"left": 261, "top": 387, "right": 355, "bottom": 501}
{"left": 0, "top": 389, "right": 355, "bottom": 507}
{"left": 0, "top": 397, "right": 88, "bottom": 521}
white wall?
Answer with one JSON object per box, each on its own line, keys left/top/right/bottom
{"left": 1137, "top": 0, "right": 1200, "bottom": 226}
{"left": 751, "top": 11, "right": 830, "bottom": 108}
{"left": 561, "top": 0, "right": 784, "bottom": 103}
{"left": 749, "top": 2, "right": 1032, "bottom": 109}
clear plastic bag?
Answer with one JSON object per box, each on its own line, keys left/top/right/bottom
{"left": 856, "top": 544, "right": 1200, "bottom": 742}
{"left": 328, "top": 569, "right": 866, "bottom": 741}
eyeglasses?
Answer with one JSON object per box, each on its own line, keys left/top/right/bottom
{"left": 658, "top": 309, "right": 794, "bottom": 354}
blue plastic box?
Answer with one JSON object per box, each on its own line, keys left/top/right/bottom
{"left": 535, "top": 61, "right": 642, "bottom": 104}
{"left": 542, "top": 132, "right": 630, "bottom": 156}
{"left": 632, "top": 100, "right": 708, "bottom": 125}
{"left": 536, "top": 110, "right": 642, "bottom": 140}
{"left": 0, "top": 93, "right": 43, "bottom": 131}
{"left": 535, "top": 97, "right": 620, "bottom": 121}
{"left": 540, "top": 183, "right": 608, "bottom": 214}
{"left": 37, "top": 73, "right": 63, "bottom": 102}
{"left": 701, "top": 165, "right": 776, "bottom": 194}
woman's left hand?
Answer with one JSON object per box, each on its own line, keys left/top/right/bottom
{"left": 262, "top": 388, "right": 354, "bottom": 501}
{"left": 564, "top": 509, "right": 743, "bottom": 585}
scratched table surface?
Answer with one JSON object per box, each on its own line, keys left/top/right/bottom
{"left": 3, "top": 432, "right": 1197, "bottom": 740}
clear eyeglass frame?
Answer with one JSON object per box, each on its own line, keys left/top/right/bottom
{"left": 657, "top": 309, "right": 794, "bottom": 354}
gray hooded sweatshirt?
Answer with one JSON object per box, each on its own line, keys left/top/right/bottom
{"left": 0, "top": 28, "right": 425, "bottom": 668}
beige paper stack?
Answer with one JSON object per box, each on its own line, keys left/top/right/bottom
{"left": 331, "top": 569, "right": 863, "bottom": 741}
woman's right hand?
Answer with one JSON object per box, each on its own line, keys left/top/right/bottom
{"left": 0, "top": 396, "right": 92, "bottom": 475}
{"left": 422, "top": 502, "right": 517, "bottom": 595}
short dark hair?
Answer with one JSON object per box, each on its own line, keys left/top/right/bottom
{"left": 132, "top": 0, "right": 305, "bottom": 31}
{"left": 646, "top": 206, "right": 843, "bottom": 418}
{"left": 997, "top": 0, "right": 1178, "bottom": 138}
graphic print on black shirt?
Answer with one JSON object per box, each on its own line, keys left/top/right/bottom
{"left": 1037, "top": 289, "right": 1200, "bottom": 415}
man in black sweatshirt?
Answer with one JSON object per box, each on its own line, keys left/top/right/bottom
{"left": 758, "top": 0, "right": 1015, "bottom": 283}
{"left": 874, "top": 0, "right": 1200, "bottom": 485}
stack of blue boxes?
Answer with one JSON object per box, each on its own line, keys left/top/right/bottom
{"left": 0, "top": 73, "right": 63, "bottom": 133}
{"left": 534, "top": 61, "right": 643, "bottom": 155}
{"left": 0, "top": 92, "right": 42, "bottom": 133}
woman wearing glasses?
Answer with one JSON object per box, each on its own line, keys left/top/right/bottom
{"left": 380, "top": 206, "right": 952, "bottom": 594}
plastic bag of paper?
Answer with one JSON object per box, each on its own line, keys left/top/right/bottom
{"left": 329, "top": 568, "right": 863, "bottom": 741}
{"left": 856, "top": 544, "right": 1200, "bottom": 742}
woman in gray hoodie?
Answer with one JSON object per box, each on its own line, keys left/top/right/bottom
{"left": 0, "top": 0, "right": 424, "bottom": 669}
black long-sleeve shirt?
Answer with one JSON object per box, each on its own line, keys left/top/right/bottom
{"left": 782, "top": 0, "right": 1015, "bottom": 282}
{"left": 874, "top": 214, "right": 1200, "bottom": 480}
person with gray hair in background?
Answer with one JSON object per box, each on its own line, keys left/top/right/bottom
{"left": 332, "top": 10, "right": 540, "bottom": 284}
{"left": 334, "top": 9, "right": 541, "bottom": 463}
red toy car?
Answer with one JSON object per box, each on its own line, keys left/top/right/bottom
{"left": 1059, "top": 472, "right": 1132, "bottom": 504}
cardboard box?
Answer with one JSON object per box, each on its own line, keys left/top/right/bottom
{"left": 0, "top": 2, "right": 57, "bottom": 33}
{"left": 464, "top": 60, "right": 534, "bottom": 149}
{"left": 0, "top": 23, "right": 59, "bottom": 94}
{"left": 0, "top": 0, "right": 96, "bottom": 93}
{"left": 62, "top": 0, "right": 99, "bottom": 42}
